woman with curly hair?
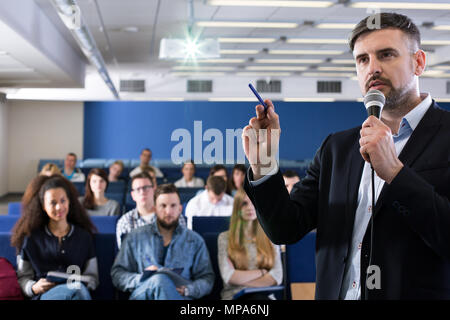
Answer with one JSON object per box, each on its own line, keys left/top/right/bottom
{"left": 217, "top": 188, "right": 283, "bottom": 300}
{"left": 11, "top": 175, "right": 98, "bottom": 300}
{"left": 80, "top": 168, "right": 121, "bottom": 216}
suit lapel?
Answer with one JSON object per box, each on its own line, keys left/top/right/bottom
{"left": 373, "top": 102, "right": 442, "bottom": 217}
{"left": 344, "top": 135, "right": 365, "bottom": 243}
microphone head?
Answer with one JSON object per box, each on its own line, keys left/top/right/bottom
{"left": 364, "top": 89, "right": 385, "bottom": 118}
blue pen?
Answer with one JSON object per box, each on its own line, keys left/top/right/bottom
{"left": 248, "top": 83, "right": 268, "bottom": 112}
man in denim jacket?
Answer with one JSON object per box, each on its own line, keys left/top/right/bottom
{"left": 111, "top": 184, "right": 214, "bottom": 300}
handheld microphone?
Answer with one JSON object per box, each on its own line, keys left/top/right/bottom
{"left": 362, "top": 89, "right": 385, "bottom": 300}
{"left": 363, "top": 89, "right": 385, "bottom": 119}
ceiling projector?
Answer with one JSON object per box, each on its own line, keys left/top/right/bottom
{"left": 159, "top": 38, "right": 220, "bottom": 60}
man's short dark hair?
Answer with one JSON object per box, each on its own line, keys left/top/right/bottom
{"left": 349, "top": 12, "right": 421, "bottom": 51}
{"left": 154, "top": 183, "right": 180, "bottom": 203}
{"left": 206, "top": 175, "right": 227, "bottom": 195}
{"left": 67, "top": 152, "right": 77, "bottom": 159}
{"left": 283, "top": 170, "right": 300, "bottom": 179}
{"left": 131, "top": 171, "right": 153, "bottom": 187}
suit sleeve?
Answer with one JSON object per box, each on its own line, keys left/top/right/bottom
{"left": 384, "top": 164, "right": 450, "bottom": 259}
{"left": 243, "top": 134, "right": 332, "bottom": 245}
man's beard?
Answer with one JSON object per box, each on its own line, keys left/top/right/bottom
{"left": 157, "top": 217, "right": 179, "bottom": 230}
{"left": 366, "top": 76, "right": 413, "bottom": 112}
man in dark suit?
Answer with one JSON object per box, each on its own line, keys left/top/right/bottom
{"left": 242, "top": 13, "right": 450, "bottom": 300}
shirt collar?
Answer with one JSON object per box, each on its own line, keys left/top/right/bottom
{"left": 401, "top": 92, "right": 432, "bottom": 132}
{"left": 45, "top": 223, "right": 74, "bottom": 238}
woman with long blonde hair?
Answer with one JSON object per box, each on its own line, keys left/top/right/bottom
{"left": 217, "top": 188, "right": 283, "bottom": 300}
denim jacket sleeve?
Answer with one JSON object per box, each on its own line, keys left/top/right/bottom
{"left": 110, "top": 233, "right": 143, "bottom": 292}
{"left": 185, "top": 235, "right": 215, "bottom": 299}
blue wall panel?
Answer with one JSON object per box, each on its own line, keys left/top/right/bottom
{"left": 83, "top": 100, "right": 450, "bottom": 162}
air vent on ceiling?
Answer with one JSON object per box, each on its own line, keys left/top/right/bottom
{"left": 447, "top": 81, "right": 450, "bottom": 94}
{"left": 120, "top": 80, "right": 146, "bottom": 92}
{"left": 317, "top": 81, "right": 341, "bottom": 93}
{"left": 187, "top": 80, "right": 212, "bottom": 93}
{"left": 256, "top": 80, "right": 281, "bottom": 93}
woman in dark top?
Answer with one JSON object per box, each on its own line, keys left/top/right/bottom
{"left": 11, "top": 175, "right": 98, "bottom": 300}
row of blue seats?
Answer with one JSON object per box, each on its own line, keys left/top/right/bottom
{"left": 0, "top": 215, "right": 316, "bottom": 300}
{"left": 38, "top": 159, "right": 310, "bottom": 181}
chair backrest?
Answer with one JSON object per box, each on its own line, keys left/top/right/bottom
{"left": 199, "top": 231, "right": 222, "bottom": 300}
{"left": 0, "top": 232, "right": 16, "bottom": 269}
{"left": 90, "top": 216, "right": 120, "bottom": 234}
{"left": 178, "top": 187, "right": 204, "bottom": 204}
{"left": 0, "top": 216, "right": 20, "bottom": 233}
{"left": 192, "top": 216, "right": 230, "bottom": 235}
{"left": 286, "top": 231, "right": 316, "bottom": 283}
{"left": 8, "top": 202, "right": 22, "bottom": 216}
{"left": 72, "top": 181, "right": 85, "bottom": 196}
{"left": 91, "top": 233, "right": 117, "bottom": 300}
{"left": 106, "top": 181, "right": 126, "bottom": 194}
{"left": 105, "top": 193, "right": 125, "bottom": 207}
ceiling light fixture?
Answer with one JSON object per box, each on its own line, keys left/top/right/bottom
{"left": 350, "top": 2, "right": 450, "bottom": 10}
{"left": 255, "top": 58, "right": 323, "bottom": 63}
{"left": 235, "top": 72, "right": 291, "bottom": 76}
{"left": 269, "top": 49, "right": 344, "bottom": 55}
{"left": 197, "top": 21, "right": 298, "bottom": 28}
{"left": 50, "top": 0, "right": 119, "bottom": 99}
{"left": 208, "top": 1, "right": 334, "bottom": 8}
{"left": 287, "top": 38, "right": 347, "bottom": 44}
{"left": 219, "top": 37, "right": 276, "bottom": 43}
{"left": 301, "top": 72, "right": 355, "bottom": 77}
{"left": 315, "top": 23, "right": 356, "bottom": 29}
{"left": 220, "top": 49, "right": 260, "bottom": 54}
{"left": 246, "top": 66, "right": 308, "bottom": 71}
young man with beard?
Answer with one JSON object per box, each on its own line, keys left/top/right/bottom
{"left": 111, "top": 184, "right": 214, "bottom": 300}
{"left": 242, "top": 12, "right": 450, "bottom": 299}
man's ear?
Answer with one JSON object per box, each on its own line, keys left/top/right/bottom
{"left": 414, "top": 49, "right": 426, "bottom": 76}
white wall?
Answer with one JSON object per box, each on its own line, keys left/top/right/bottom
{"left": 7, "top": 100, "right": 84, "bottom": 193}
{"left": 0, "top": 94, "right": 9, "bottom": 197}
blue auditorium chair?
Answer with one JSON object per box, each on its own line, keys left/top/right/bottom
{"left": 192, "top": 216, "right": 230, "bottom": 235}
{"left": 72, "top": 181, "right": 85, "bottom": 196}
{"left": 0, "top": 216, "right": 20, "bottom": 232}
{"left": 198, "top": 231, "right": 222, "bottom": 300}
{"left": 285, "top": 231, "right": 316, "bottom": 299}
{"left": 178, "top": 187, "right": 204, "bottom": 204}
{"left": 0, "top": 232, "right": 16, "bottom": 268}
{"left": 106, "top": 181, "right": 126, "bottom": 194}
{"left": 89, "top": 216, "right": 120, "bottom": 234}
{"left": 8, "top": 202, "right": 22, "bottom": 215}
{"left": 91, "top": 233, "right": 117, "bottom": 300}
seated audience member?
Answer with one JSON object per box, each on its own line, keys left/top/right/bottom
{"left": 229, "top": 164, "right": 246, "bottom": 196}
{"left": 282, "top": 170, "right": 301, "bottom": 194}
{"left": 116, "top": 172, "right": 185, "bottom": 248}
{"left": 108, "top": 160, "right": 125, "bottom": 182}
{"left": 61, "top": 152, "right": 85, "bottom": 182}
{"left": 129, "top": 148, "right": 164, "bottom": 178}
{"left": 209, "top": 164, "right": 231, "bottom": 195}
{"left": 185, "top": 176, "right": 234, "bottom": 230}
{"left": 79, "top": 168, "right": 121, "bottom": 216}
{"left": 218, "top": 188, "right": 283, "bottom": 300}
{"left": 11, "top": 175, "right": 98, "bottom": 300}
{"left": 111, "top": 184, "right": 214, "bottom": 300}
{"left": 39, "top": 163, "right": 61, "bottom": 177}
{"left": 174, "top": 160, "right": 204, "bottom": 188}
{"left": 141, "top": 165, "right": 158, "bottom": 189}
